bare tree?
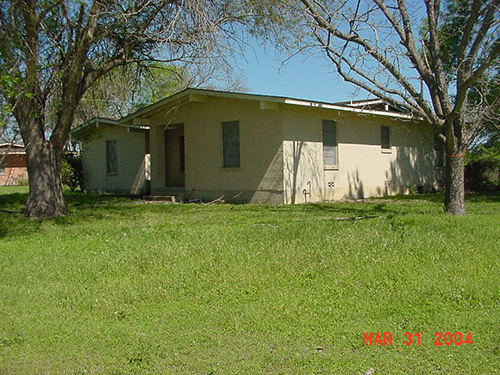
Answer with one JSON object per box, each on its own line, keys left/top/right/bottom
{"left": 75, "top": 60, "right": 248, "bottom": 124}
{"left": 72, "top": 63, "right": 192, "bottom": 124}
{"left": 256, "top": 0, "right": 499, "bottom": 215}
{"left": 0, "top": 0, "right": 241, "bottom": 217}
{"left": 436, "top": 0, "right": 500, "bottom": 149}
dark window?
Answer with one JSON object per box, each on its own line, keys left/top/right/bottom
{"left": 322, "top": 120, "right": 338, "bottom": 165}
{"left": 222, "top": 121, "right": 240, "bottom": 168}
{"left": 179, "top": 136, "right": 185, "bottom": 172}
{"left": 434, "top": 135, "right": 444, "bottom": 168}
{"left": 0, "top": 160, "right": 5, "bottom": 175}
{"left": 106, "top": 140, "right": 118, "bottom": 174}
{"left": 381, "top": 126, "right": 391, "bottom": 150}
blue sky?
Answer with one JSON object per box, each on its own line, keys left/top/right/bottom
{"left": 232, "top": 42, "right": 370, "bottom": 104}
{"left": 227, "top": 0, "right": 430, "bottom": 105}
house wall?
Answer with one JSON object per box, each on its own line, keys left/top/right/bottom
{"left": 81, "top": 125, "right": 149, "bottom": 195}
{"left": 80, "top": 94, "right": 442, "bottom": 204}
{"left": 282, "top": 105, "right": 442, "bottom": 204}
{"left": 0, "top": 154, "right": 27, "bottom": 186}
{"left": 148, "top": 96, "right": 284, "bottom": 203}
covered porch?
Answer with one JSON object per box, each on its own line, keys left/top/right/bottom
{"left": 148, "top": 122, "right": 187, "bottom": 199}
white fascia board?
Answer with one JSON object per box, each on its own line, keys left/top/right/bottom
{"left": 127, "top": 125, "right": 150, "bottom": 132}
{"left": 345, "top": 99, "right": 384, "bottom": 107}
{"left": 71, "top": 118, "right": 119, "bottom": 134}
{"left": 283, "top": 99, "right": 414, "bottom": 119}
{"left": 0, "top": 150, "right": 26, "bottom": 155}
{"left": 0, "top": 143, "right": 24, "bottom": 148}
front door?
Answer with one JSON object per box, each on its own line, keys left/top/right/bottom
{"left": 164, "top": 125, "right": 185, "bottom": 187}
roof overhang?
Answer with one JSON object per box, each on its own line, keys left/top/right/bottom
{"left": 281, "top": 98, "right": 414, "bottom": 119}
{"left": 0, "top": 143, "right": 25, "bottom": 154}
{"left": 75, "top": 88, "right": 419, "bottom": 132}
{"left": 117, "top": 88, "right": 416, "bottom": 126}
{"left": 71, "top": 117, "right": 149, "bottom": 136}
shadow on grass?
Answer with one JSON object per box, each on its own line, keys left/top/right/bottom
{"left": 375, "top": 192, "right": 445, "bottom": 203}
{"left": 301, "top": 202, "right": 391, "bottom": 216}
{"left": 1, "top": 190, "right": 498, "bottom": 239}
{"left": 64, "top": 192, "right": 144, "bottom": 207}
{"left": 0, "top": 193, "right": 28, "bottom": 211}
{"left": 375, "top": 190, "right": 499, "bottom": 203}
{"left": 0, "top": 191, "right": 143, "bottom": 239}
{"left": 465, "top": 191, "right": 500, "bottom": 203}
{"left": 0, "top": 191, "right": 141, "bottom": 211}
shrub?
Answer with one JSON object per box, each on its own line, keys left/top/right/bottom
{"left": 15, "top": 174, "right": 29, "bottom": 186}
{"left": 61, "top": 152, "right": 83, "bottom": 191}
{"left": 465, "top": 143, "right": 500, "bottom": 191}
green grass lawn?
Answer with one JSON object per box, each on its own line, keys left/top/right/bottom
{"left": 0, "top": 185, "right": 29, "bottom": 195}
{"left": 1, "top": 188, "right": 499, "bottom": 374}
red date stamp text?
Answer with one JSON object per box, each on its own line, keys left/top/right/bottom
{"left": 363, "top": 332, "right": 473, "bottom": 346}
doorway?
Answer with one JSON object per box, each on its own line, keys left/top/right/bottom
{"left": 164, "top": 124, "right": 185, "bottom": 187}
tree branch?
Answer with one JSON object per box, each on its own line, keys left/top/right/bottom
{"left": 424, "top": 0, "right": 452, "bottom": 115}
{"left": 317, "top": 32, "right": 421, "bottom": 115}
{"left": 300, "top": 0, "right": 440, "bottom": 126}
{"left": 454, "top": 40, "right": 500, "bottom": 115}
{"left": 392, "top": 0, "right": 443, "bottom": 117}
{"left": 81, "top": 55, "right": 128, "bottom": 93}
{"left": 465, "top": 1, "right": 498, "bottom": 70}
{"left": 456, "top": 0, "right": 482, "bottom": 68}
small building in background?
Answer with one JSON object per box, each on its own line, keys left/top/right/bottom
{"left": 0, "top": 143, "right": 27, "bottom": 186}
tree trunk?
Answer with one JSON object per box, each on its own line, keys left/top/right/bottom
{"left": 24, "top": 140, "right": 67, "bottom": 218}
{"left": 444, "top": 149, "right": 466, "bottom": 216}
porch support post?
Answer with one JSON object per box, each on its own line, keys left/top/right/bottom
{"left": 149, "top": 125, "right": 166, "bottom": 192}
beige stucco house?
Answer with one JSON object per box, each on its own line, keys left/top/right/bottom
{"left": 73, "top": 88, "right": 444, "bottom": 204}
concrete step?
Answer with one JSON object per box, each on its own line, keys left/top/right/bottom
{"left": 143, "top": 195, "right": 176, "bottom": 203}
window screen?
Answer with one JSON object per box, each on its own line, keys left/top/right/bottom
{"left": 323, "top": 120, "right": 337, "bottom": 166}
{"left": 222, "top": 121, "right": 240, "bottom": 168}
{"left": 381, "top": 126, "right": 391, "bottom": 150}
{"left": 106, "top": 140, "right": 118, "bottom": 174}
